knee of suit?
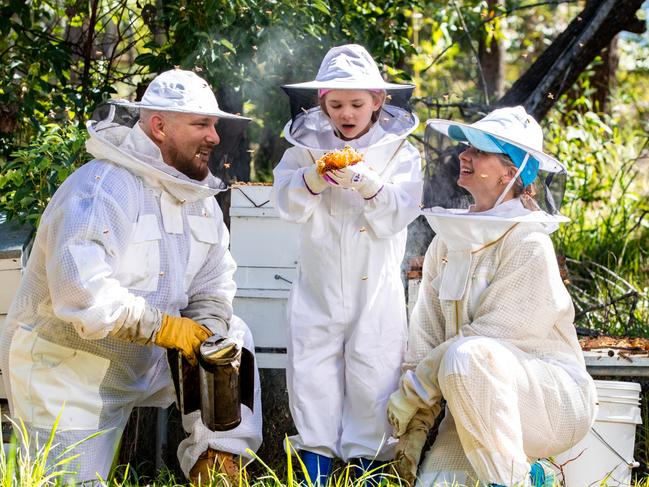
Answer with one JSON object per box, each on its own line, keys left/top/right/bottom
{"left": 438, "top": 336, "right": 508, "bottom": 384}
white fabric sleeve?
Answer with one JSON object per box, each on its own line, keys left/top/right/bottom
{"left": 271, "top": 147, "right": 325, "bottom": 223}
{"left": 184, "top": 204, "right": 236, "bottom": 337}
{"left": 44, "top": 183, "right": 155, "bottom": 342}
{"left": 181, "top": 295, "right": 230, "bottom": 337}
{"left": 461, "top": 228, "right": 573, "bottom": 343}
{"left": 403, "top": 237, "right": 448, "bottom": 369}
{"left": 389, "top": 237, "right": 450, "bottom": 436}
{"left": 362, "top": 142, "right": 423, "bottom": 239}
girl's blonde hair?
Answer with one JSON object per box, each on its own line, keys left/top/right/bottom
{"left": 319, "top": 90, "right": 386, "bottom": 123}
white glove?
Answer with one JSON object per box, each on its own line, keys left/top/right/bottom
{"left": 328, "top": 163, "right": 383, "bottom": 199}
{"left": 303, "top": 165, "right": 331, "bottom": 195}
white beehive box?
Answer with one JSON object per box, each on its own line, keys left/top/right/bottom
{"left": 0, "top": 215, "right": 33, "bottom": 398}
{"left": 230, "top": 184, "right": 300, "bottom": 369}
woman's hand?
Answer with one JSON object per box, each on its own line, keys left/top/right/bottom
{"left": 393, "top": 408, "right": 437, "bottom": 485}
{"left": 387, "top": 387, "right": 419, "bottom": 438}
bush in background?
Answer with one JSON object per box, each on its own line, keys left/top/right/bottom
{"left": 546, "top": 75, "right": 648, "bottom": 337}
{"left": 0, "top": 122, "right": 89, "bottom": 226}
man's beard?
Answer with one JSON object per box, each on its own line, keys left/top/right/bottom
{"left": 167, "top": 142, "right": 213, "bottom": 181}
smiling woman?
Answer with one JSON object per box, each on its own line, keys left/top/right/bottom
{"left": 388, "top": 106, "right": 597, "bottom": 487}
{"left": 456, "top": 146, "right": 536, "bottom": 213}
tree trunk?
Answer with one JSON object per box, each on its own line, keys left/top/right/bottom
{"left": 592, "top": 36, "right": 619, "bottom": 113}
{"left": 478, "top": 0, "right": 505, "bottom": 100}
{"left": 498, "top": 0, "right": 645, "bottom": 120}
{"left": 586, "top": 0, "right": 620, "bottom": 113}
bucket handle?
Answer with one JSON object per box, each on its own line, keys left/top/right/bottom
{"left": 591, "top": 426, "right": 640, "bottom": 469}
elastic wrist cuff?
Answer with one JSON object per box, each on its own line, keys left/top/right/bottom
{"left": 303, "top": 172, "right": 325, "bottom": 195}
{"left": 363, "top": 185, "right": 384, "bottom": 200}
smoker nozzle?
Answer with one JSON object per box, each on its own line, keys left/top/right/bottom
{"left": 200, "top": 335, "right": 240, "bottom": 364}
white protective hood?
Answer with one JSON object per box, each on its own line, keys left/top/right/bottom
{"left": 422, "top": 198, "right": 568, "bottom": 301}
{"left": 282, "top": 106, "right": 418, "bottom": 151}
{"left": 86, "top": 117, "right": 227, "bottom": 204}
{"left": 283, "top": 44, "right": 411, "bottom": 91}
{"left": 281, "top": 43, "right": 418, "bottom": 161}
{"left": 110, "top": 69, "right": 250, "bottom": 122}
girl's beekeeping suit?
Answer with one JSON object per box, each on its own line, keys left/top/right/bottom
{"left": 0, "top": 70, "right": 262, "bottom": 482}
{"left": 387, "top": 107, "right": 597, "bottom": 487}
{"left": 272, "top": 44, "right": 423, "bottom": 461}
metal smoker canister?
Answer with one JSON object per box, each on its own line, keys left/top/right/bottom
{"left": 198, "top": 335, "right": 242, "bottom": 431}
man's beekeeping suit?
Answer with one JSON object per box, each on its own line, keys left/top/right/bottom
{"left": 0, "top": 69, "right": 262, "bottom": 483}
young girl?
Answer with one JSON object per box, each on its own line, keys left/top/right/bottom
{"left": 272, "top": 44, "right": 423, "bottom": 483}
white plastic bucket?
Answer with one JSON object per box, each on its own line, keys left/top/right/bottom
{"left": 556, "top": 380, "right": 642, "bottom": 487}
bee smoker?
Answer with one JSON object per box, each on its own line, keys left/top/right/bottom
{"left": 170, "top": 335, "right": 254, "bottom": 431}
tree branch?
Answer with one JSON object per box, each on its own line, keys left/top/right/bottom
{"left": 498, "top": 0, "right": 647, "bottom": 119}
{"left": 451, "top": 0, "right": 490, "bottom": 104}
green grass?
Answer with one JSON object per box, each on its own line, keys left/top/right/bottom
{"left": 0, "top": 412, "right": 110, "bottom": 486}
{"left": 2, "top": 424, "right": 648, "bottom": 487}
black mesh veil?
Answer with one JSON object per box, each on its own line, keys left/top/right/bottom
{"left": 209, "top": 117, "right": 250, "bottom": 174}
{"left": 91, "top": 101, "right": 139, "bottom": 127}
{"left": 281, "top": 86, "right": 417, "bottom": 149}
{"left": 423, "top": 121, "right": 567, "bottom": 214}
{"left": 90, "top": 101, "right": 250, "bottom": 178}
{"left": 282, "top": 86, "right": 415, "bottom": 128}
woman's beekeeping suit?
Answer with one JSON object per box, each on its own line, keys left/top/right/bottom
{"left": 388, "top": 106, "right": 597, "bottom": 487}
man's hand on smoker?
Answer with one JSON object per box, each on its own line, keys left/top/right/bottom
{"left": 154, "top": 315, "right": 213, "bottom": 366}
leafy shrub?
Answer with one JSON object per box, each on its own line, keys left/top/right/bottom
{"left": 545, "top": 95, "right": 649, "bottom": 335}
{"left": 0, "top": 122, "right": 90, "bottom": 227}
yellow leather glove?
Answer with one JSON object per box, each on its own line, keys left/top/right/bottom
{"left": 154, "top": 314, "right": 213, "bottom": 366}
{"left": 394, "top": 407, "right": 437, "bottom": 486}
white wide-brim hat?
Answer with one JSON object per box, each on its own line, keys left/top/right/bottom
{"left": 426, "top": 106, "right": 565, "bottom": 176}
{"left": 111, "top": 69, "right": 250, "bottom": 121}
{"left": 283, "top": 44, "right": 412, "bottom": 91}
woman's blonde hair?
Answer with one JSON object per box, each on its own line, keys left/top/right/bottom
{"left": 498, "top": 153, "right": 539, "bottom": 210}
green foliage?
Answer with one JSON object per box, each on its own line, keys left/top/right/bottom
{"left": 132, "top": 0, "right": 418, "bottom": 178}
{"left": 546, "top": 77, "right": 649, "bottom": 336}
{"left": 0, "top": 122, "right": 90, "bottom": 227}
{"left": 0, "top": 0, "right": 148, "bottom": 155}
{"left": 408, "top": 1, "right": 582, "bottom": 107}
{"left": 0, "top": 409, "right": 110, "bottom": 486}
